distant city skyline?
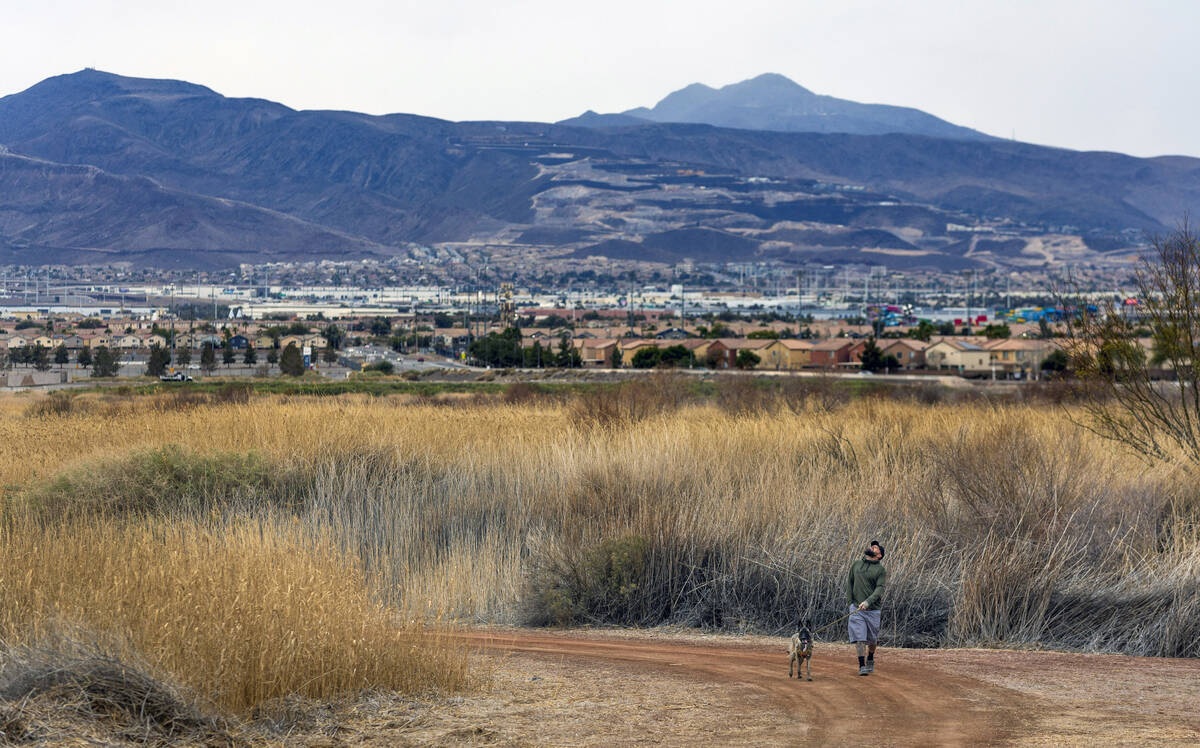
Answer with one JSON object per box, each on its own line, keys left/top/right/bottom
{"left": 3, "top": 0, "right": 1196, "bottom": 157}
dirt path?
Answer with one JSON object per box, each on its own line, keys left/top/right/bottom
{"left": 460, "top": 630, "right": 1032, "bottom": 746}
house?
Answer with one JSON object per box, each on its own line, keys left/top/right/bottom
{"left": 279, "top": 335, "right": 304, "bottom": 350}
{"left": 678, "top": 338, "right": 720, "bottom": 365}
{"left": 255, "top": 334, "right": 276, "bottom": 349}
{"left": 229, "top": 334, "right": 250, "bottom": 350}
{"left": 143, "top": 334, "right": 168, "bottom": 349}
{"left": 618, "top": 338, "right": 659, "bottom": 356}
{"left": 809, "top": 339, "right": 855, "bottom": 368}
{"left": 303, "top": 335, "right": 329, "bottom": 350}
{"left": 654, "top": 327, "right": 690, "bottom": 340}
{"left": 982, "top": 338, "right": 1056, "bottom": 377}
{"left": 58, "top": 335, "right": 85, "bottom": 350}
{"left": 193, "top": 334, "right": 223, "bottom": 349}
{"left": 115, "top": 334, "right": 143, "bottom": 349}
{"left": 879, "top": 339, "right": 930, "bottom": 370}
{"left": 712, "top": 338, "right": 774, "bottom": 368}
{"left": 80, "top": 334, "right": 111, "bottom": 348}
{"left": 760, "top": 339, "right": 813, "bottom": 370}
{"left": 576, "top": 338, "right": 618, "bottom": 367}
{"left": 925, "top": 339, "right": 991, "bottom": 373}
{"left": 1, "top": 334, "right": 29, "bottom": 349}
{"left": 29, "top": 334, "right": 54, "bottom": 348}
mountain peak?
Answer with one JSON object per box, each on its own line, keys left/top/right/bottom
{"left": 614, "top": 72, "right": 988, "bottom": 140}
{"left": 16, "top": 69, "right": 217, "bottom": 101}
{"left": 733, "top": 73, "right": 812, "bottom": 94}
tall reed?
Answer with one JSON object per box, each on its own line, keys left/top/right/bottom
{"left": 7, "top": 392, "right": 1199, "bottom": 656}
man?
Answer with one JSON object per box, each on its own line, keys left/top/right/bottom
{"left": 847, "top": 540, "right": 886, "bottom": 676}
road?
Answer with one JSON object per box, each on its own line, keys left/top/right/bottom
{"left": 461, "top": 630, "right": 1026, "bottom": 745}
{"left": 458, "top": 628, "right": 1200, "bottom": 746}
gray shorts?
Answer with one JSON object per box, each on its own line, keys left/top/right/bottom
{"left": 848, "top": 606, "right": 881, "bottom": 643}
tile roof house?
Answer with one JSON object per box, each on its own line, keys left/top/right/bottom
{"left": 711, "top": 338, "right": 774, "bottom": 369}
{"left": 576, "top": 338, "right": 618, "bottom": 367}
{"left": 760, "top": 339, "right": 814, "bottom": 370}
{"left": 981, "top": 338, "right": 1058, "bottom": 376}
{"left": 925, "top": 339, "right": 991, "bottom": 372}
{"left": 809, "top": 339, "right": 855, "bottom": 368}
{"left": 879, "top": 339, "right": 930, "bottom": 370}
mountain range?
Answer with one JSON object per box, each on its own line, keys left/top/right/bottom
{"left": 1, "top": 69, "right": 1198, "bottom": 270}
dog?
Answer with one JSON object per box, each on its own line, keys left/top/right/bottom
{"left": 788, "top": 622, "right": 813, "bottom": 681}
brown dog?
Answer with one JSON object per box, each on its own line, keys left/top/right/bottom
{"left": 788, "top": 624, "right": 813, "bottom": 681}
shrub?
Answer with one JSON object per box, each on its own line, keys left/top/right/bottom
{"left": 212, "top": 382, "right": 252, "bottom": 405}
{"left": 364, "top": 360, "right": 394, "bottom": 374}
{"left": 527, "top": 535, "right": 654, "bottom": 626}
{"left": 13, "top": 445, "right": 297, "bottom": 521}
{"left": 24, "top": 393, "right": 87, "bottom": 419}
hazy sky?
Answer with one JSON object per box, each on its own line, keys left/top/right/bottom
{"left": 3, "top": 1, "right": 1196, "bottom": 157}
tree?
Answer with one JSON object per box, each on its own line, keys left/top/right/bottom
{"left": 467, "top": 328, "right": 524, "bottom": 368}
{"left": 279, "top": 343, "right": 305, "bottom": 376}
{"left": 858, "top": 337, "right": 887, "bottom": 373}
{"left": 267, "top": 348, "right": 279, "bottom": 365}
{"left": 321, "top": 345, "right": 338, "bottom": 364}
{"left": 525, "top": 340, "right": 546, "bottom": 368}
{"left": 658, "top": 344, "right": 693, "bottom": 368}
{"left": 734, "top": 349, "right": 761, "bottom": 370}
{"left": 981, "top": 323, "right": 1012, "bottom": 339}
{"left": 32, "top": 344, "right": 51, "bottom": 372}
{"left": 1062, "top": 222, "right": 1200, "bottom": 468}
{"left": 176, "top": 347, "right": 192, "bottom": 367}
{"left": 53, "top": 344, "right": 69, "bottom": 368}
{"left": 370, "top": 317, "right": 393, "bottom": 337}
{"left": 631, "top": 347, "right": 661, "bottom": 369}
{"left": 322, "top": 323, "right": 344, "bottom": 350}
{"left": 243, "top": 342, "right": 257, "bottom": 366}
{"left": 147, "top": 345, "right": 171, "bottom": 377}
{"left": 1041, "top": 349, "right": 1069, "bottom": 374}
{"left": 910, "top": 320, "right": 937, "bottom": 342}
{"left": 222, "top": 339, "right": 236, "bottom": 366}
{"left": 200, "top": 343, "right": 217, "bottom": 374}
{"left": 91, "top": 346, "right": 120, "bottom": 377}
{"left": 747, "top": 329, "right": 780, "bottom": 340}
{"left": 609, "top": 345, "right": 622, "bottom": 369}
{"left": 76, "top": 346, "right": 93, "bottom": 370}
{"left": 1038, "top": 317, "right": 1053, "bottom": 340}
{"left": 555, "top": 334, "right": 581, "bottom": 368}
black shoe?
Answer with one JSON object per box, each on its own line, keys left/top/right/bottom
{"left": 866, "top": 660, "right": 874, "bottom": 673}
{"left": 858, "top": 665, "right": 869, "bottom": 676}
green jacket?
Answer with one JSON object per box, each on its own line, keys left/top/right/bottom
{"left": 847, "top": 557, "right": 887, "bottom": 610}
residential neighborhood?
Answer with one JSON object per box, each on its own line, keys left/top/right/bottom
{"left": 0, "top": 304, "right": 1089, "bottom": 384}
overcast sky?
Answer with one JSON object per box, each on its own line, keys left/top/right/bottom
{"left": 3, "top": 1, "right": 1195, "bottom": 157}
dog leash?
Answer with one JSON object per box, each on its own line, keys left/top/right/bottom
{"left": 808, "top": 610, "right": 855, "bottom": 638}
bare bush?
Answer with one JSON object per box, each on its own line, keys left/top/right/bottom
{"left": 0, "top": 629, "right": 227, "bottom": 744}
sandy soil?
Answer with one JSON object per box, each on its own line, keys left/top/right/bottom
{"left": 284, "top": 628, "right": 1200, "bottom": 747}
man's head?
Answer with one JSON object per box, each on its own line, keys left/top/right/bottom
{"left": 865, "top": 540, "right": 885, "bottom": 561}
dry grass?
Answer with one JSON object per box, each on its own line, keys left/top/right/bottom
{"left": 0, "top": 516, "right": 470, "bottom": 715}
{"left": 5, "top": 390, "right": 1199, "bottom": 658}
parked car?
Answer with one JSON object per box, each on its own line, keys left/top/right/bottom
{"left": 159, "top": 372, "right": 194, "bottom": 382}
